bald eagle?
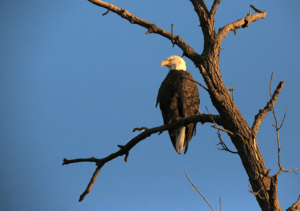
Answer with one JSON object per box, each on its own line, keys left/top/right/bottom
{"left": 156, "top": 55, "right": 200, "bottom": 154}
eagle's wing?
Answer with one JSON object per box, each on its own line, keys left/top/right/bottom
{"left": 180, "top": 71, "right": 200, "bottom": 154}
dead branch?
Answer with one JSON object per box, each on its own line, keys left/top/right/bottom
{"left": 287, "top": 195, "right": 300, "bottom": 211}
{"left": 250, "top": 5, "right": 265, "bottom": 13}
{"left": 196, "top": 106, "right": 202, "bottom": 116}
{"left": 248, "top": 184, "right": 263, "bottom": 199}
{"left": 217, "top": 5, "right": 266, "bottom": 40}
{"left": 63, "top": 113, "right": 222, "bottom": 201}
{"left": 271, "top": 107, "right": 298, "bottom": 176}
{"left": 184, "top": 171, "right": 215, "bottom": 211}
{"left": 79, "top": 165, "right": 103, "bottom": 202}
{"left": 210, "top": 0, "right": 222, "bottom": 17}
{"left": 216, "top": 131, "right": 238, "bottom": 154}
{"left": 251, "top": 81, "right": 285, "bottom": 136}
{"left": 228, "top": 84, "right": 234, "bottom": 102}
{"left": 189, "top": 0, "right": 209, "bottom": 19}
{"left": 211, "top": 125, "right": 233, "bottom": 135}
{"left": 181, "top": 76, "right": 208, "bottom": 91}
{"left": 88, "top": 0, "right": 201, "bottom": 62}
{"left": 263, "top": 72, "right": 298, "bottom": 177}
{"left": 272, "top": 108, "right": 285, "bottom": 170}
{"left": 118, "top": 145, "right": 129, "bottom": 162}
{"left": 206, "top": 106, "right": 237, "bottom": 154}
{"left": 269, "top": 71, "right": 274, "bottom": 98}
{"left": 102, "top": 9, "right": 110, "bottom": 16}
{"left": 67, "top": 1, "right": 295, "bottom": 209}
{"left": 188, "top": 0, "right": 214, "bottom": 47}
{"left": 171, "top": 23, "right": 175, "bottom": 47}
{"left": 206, "top": 106, "right": 234, "bottom": 135}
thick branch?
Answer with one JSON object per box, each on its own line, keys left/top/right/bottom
{"left": 88, "top": 0, "right": 201, "bottom": 62}
{"left": 189, "top": 0, "right": 215, "bottom": 48}
{"left": 63, "top": 113, "right": 222, "bottom": 201}
{"left": 210, "top": 0, "right": 222, "bottom": 17}
{"left": 252, "top": 81, "right": 285, "bottom": 136}
{"left": 217, "top": 6, "right": 266, "bottom": 40}
{"left": 189, "top": 0, "right": 209, "bottom": 18}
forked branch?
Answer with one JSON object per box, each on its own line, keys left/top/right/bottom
{"left": 272, "top": 107, "right": 298, "bottom": 177}
{"left": 206, "top": 106, "right": 237, "bottom": 154}
{"left": 216, "top": 131, "right": 238, "bottom": 154}
{"left": 63, "top": 113, "right": 222, "bottom": 201}
{"left": 88, "top": 0, "right": 201, "bottom": 62}
{"left": 217, "top": 6, "right": 266, "bottom": 39}
{"left": 251, "top": 80, "right": 285, "bottom": 136}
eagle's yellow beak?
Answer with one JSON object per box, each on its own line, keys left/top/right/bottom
{"left": 160, "top": 60, "right": 169, "bottom": 67}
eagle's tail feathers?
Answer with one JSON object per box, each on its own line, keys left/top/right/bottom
{"left": 175, "top": 127, "right": 185, "bottom": 154}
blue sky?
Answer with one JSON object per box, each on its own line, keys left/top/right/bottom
{"left": 0, "top": 0, "right": 299, "bottom": 210}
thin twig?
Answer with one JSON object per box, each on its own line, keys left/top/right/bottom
{"left": 250, "top": 5, "right": 265, "bottom": 13}
{"left": 195, "top": 106, "right": 202, "bottom": 116}
{"left": 184, "top": 172, "right": 215, "bottom": 211}
{"left": 248, "top": 184, "right": 263, "bottom": 199}
{"left": 206, "top": 106, "right": 236, "bottom": 154}
{"left": 228, "top": 84, "right": 234, "bottom": 102}
{"left": 102, "top": 9, "right": 110, "bottom": 16}
{"left": 171, "top": 23, "right": 175, "bottom": 47}
{"left": 278, "top": 108, "right": 287, "bottom": 129}
{"left": 269, "top": 72, "right": 273, "bottom": 98}
{"left": 216, "top": 131, "right": 238, "bottom": 154}
{"left": 181, "top": 77, "right": 208, "bottom": 91}
{"left": 211, "top": 125, "right": 234, "bottom": 135}
{"left": 206, "top": 106, "right": 233, "bottom": 135}
{"left": 268, "top": 73, "right": 298, "bottom": 176}
{"left": 206, "top": 106, "right": 218, "bottom": 125}
{"left": 273, "top": 107, "right": 298, "bottom": 176}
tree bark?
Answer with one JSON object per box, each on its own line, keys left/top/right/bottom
{"left": 187, "top": 2, "right": 282, "bottom": 210}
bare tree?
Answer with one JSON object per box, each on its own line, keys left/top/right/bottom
{"left": 63, "top": 1, "right": 299, "bottom": 210}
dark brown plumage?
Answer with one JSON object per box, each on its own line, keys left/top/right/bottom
{"left": 156, "top": 56, "right": 200, "bottom": 154}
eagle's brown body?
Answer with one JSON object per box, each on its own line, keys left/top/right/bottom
{"left": 156, "top": 69, "right": 200, "bottom": 154}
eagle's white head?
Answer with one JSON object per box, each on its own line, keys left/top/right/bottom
{"left": 160, "top": 55, "right": 186, "bottom": 71}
